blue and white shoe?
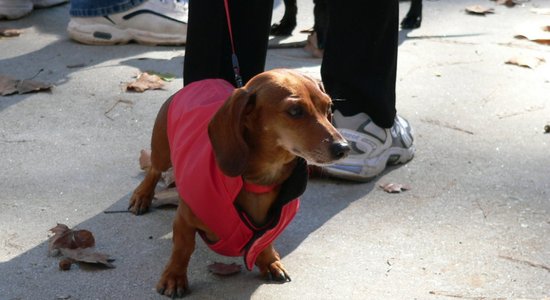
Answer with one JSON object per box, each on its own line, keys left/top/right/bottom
{"left": 67, "top": 0, "right": 188, "bottom": 45}
{"left": 323, "top": 110, "right": 415, "bottom": 182}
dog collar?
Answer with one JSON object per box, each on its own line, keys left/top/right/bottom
{"left": 243, "top": 181, "right": 279, "bottom": 194}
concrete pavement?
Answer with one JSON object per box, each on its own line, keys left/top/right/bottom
{"left": 1, "top": 0, "right": 549, "bottom": 299}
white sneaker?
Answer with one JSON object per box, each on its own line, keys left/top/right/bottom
{"left": 67, "top": 0, "right": 188, "bottom": 45}
{"left": 0, "top": 0, "right": 66, "bottom": 20}
{"left": 322, "top": 110, "right": 415, "bottom": 182}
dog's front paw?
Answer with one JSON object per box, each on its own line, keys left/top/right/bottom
{"left": 156, "top": 270, "right": 189, "bottom": 298}
{"left": 261, "top": 261, "right": 291, "bottom": 282}
{"left": 128, "top": 187, "right": 154, "bottom": 215}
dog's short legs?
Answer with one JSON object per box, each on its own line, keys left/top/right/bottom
{"left": 157, "top": 205, "right": 196, "bottom": 298}
{"left": 129, "top": 98, "right": 173, "bottom": 215}
{"left": 255, "top": 244, "right": 291, "bottom": 282}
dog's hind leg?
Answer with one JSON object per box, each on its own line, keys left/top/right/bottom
{"left": 129, "top": 97, "right": 173, "bottom": 215}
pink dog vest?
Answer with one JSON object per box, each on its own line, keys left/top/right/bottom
{"left": 166, "top": 79, "right": 307, "bottom": 270}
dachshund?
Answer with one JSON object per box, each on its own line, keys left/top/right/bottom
{"left": 128, "top": 69, "right": 350, "bottom": 297}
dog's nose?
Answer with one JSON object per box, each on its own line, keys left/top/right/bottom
{"left": 330, "top": 141, "right": 351, "bottom": 160}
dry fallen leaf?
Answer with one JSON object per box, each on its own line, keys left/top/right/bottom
{"left": 162, "top": 168, "right": 175, "bottom": 187}
{"left": 505, "top": 56, "right": 546, "bottom": 68}
{"left": 125, "top": 72, "right": 165, "bottom": 92}
{"left": 145, "top": 70, "right": 176, "bottom": 82}
{"left": 59, "top": 258, "right": 74, "bottom": 271}
{"left": 17, "top": 79, "right": 53, "bottom": 94}
{"left": 0, "top": 28, "right": 22, "bottom": 37}
{"left": 515, "top": 23, "right": 550, "bottom": 45}
{"left": 207, "top": 262, "right": 242, "bottom": 276}
{"left": 139, "top": 149, "right": 152, "bottom": 170}
{"left": 0, "top": 75, "right": 52, "bottom": 96}
{"left": 0, "top": 75, "right": 19, "bottom": 95}
{"left": 60, "top": 248, "right": 115, "bottom": 268}
{"left": 48, "top": 224, "right": 95, "bottom": 256}
{"left": 152, "top": 187, "right": 180, "bottom": 208}
{"left": 379, "top": 182, "right": 411, "bottom": 193}
{"left": 492, "top": 0, "right": 516, "bottom": 7}
{"left": 465, "top": 5, "right": 495, "bottom": 15}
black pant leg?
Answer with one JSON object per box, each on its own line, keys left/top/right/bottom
{"left": 184, "top": 0, "right": 274, "bottom": 86}
{"left": 321, "top": 0, "right": 398, "bottom": 128}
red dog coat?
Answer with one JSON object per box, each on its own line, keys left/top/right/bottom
{"left": 166, "top": 79, "right": 307, "bottom": 270}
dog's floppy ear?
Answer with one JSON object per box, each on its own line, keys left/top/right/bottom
{"left": 208, "top": 88, "right": 252, "bottom": 177}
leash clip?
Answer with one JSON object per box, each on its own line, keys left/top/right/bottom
{"left": 232, "top": 53, "right": 243, "bottom": 88}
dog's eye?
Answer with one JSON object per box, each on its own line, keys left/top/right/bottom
{"left": 287, "top": 105, "right": 304, "bottom": 118}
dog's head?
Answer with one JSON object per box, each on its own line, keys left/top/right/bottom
{"left": 208, "top": 69, "right": 349, "bottom": 177}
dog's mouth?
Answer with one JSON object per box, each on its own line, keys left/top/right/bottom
{"left": 290, "top": 147, "right": 348, "bottom": 166}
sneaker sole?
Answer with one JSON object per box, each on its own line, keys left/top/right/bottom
{"left": 67, "top": 21, "right": 187, "bottom": 46}
{"left": 323, "top": 145, "right": 415, "bottom": 182}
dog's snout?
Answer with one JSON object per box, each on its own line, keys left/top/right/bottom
{"left": 330, "top": 141, "right": 350, "bottom": 160}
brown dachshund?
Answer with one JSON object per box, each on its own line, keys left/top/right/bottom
{"left": 128, "top": 69, "right": 350, "bottom": 298}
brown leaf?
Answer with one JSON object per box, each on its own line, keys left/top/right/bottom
{"left": 465, "top": 5, "right": 495, "bottom": 15}
{"left": 152, "top": 187, "right": 180, "bottom": 208}
{"left": 494, "top": 0, "right": 516, "bottom": 7}
{"left": 16, "top": 79, "right": 53, "bottom": 94}
{"left": 0, "top": 28, "right": 22, "bottom": 37}
{"left": 60, "top": 248, "right": 115, "bottom": 268}
{"left": 49, "top": 223, "right": 70, "bottom": 235}
{"left": 48, "top": 223, "right": 95, "bottom": 256}
{"left": 0, "top": 75, "right": 19, "bottom": 96}
{"left": 207, "top": 262, "right": 242, "bottom": 276}
{"left": 379, "top": 182, "right": 411, "bottom": 193}
{"left": 505, "top": 56, "right": 545, "bottom": 69}
{"left": 139, "top": 149, "right": 152, "bottom": 170}
{"left": 515, "top": 23, "right": 550, "bottom": 45}
{"left": 125, "top": 72, "right": 164, "bottom": 92}
{"left": 162, "top": 168, "right": 175, "bottom": 187}
{"left": 59, "top": 258, "right": 74, "bottom": 271}
{"left": 0, "top": 75, "right": 52, "bottom": 96}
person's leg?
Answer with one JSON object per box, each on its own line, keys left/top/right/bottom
{"left": 401, "top": 0, "right": 423, "bottom": 29}
{"left": 322, "top": 0, "right": 397, "bottom": 128}
{"left": 321, "top": 0, "right": 414, "bottom": 182}
{"left": 184, "top": 0, "right": 274, "bottom": 86}
{"left": 313, "top": 0, "right": 327, "bottom": 50}
{"left": 67, "top": 0, "right": 188, "bottom": 45}
{"left": 270, "top": 0, "right": 297, "bottom": 36}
